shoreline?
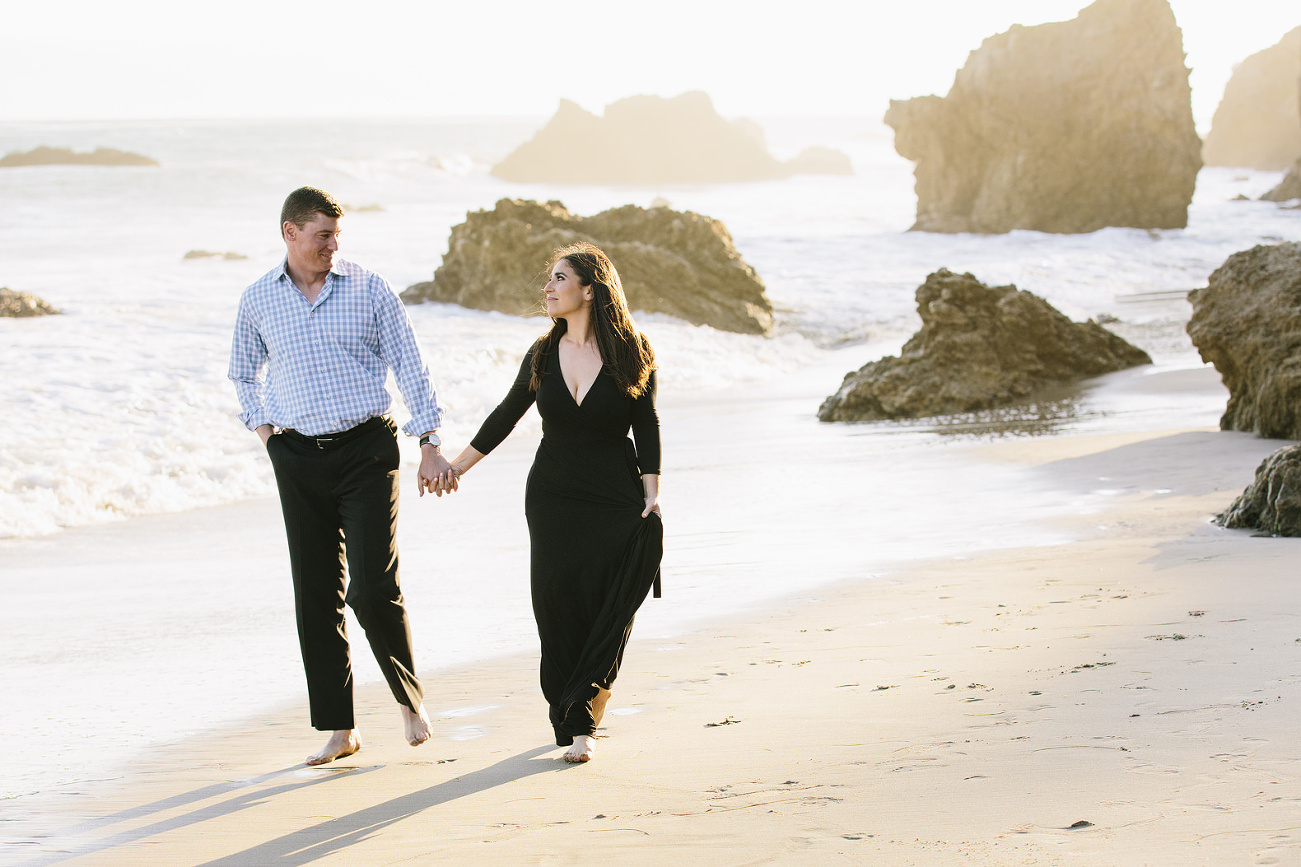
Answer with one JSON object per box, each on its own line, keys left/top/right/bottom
{"left": 9, "top": 416, "right": 1301, "bottom": 862}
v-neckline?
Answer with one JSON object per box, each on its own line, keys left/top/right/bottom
{"left": 557, "top": 353, "right": 600, "bottom": 408}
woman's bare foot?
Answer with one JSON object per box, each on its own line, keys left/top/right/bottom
{"left": 306, "top": 729, "right": 362, "bottom": 766}
{"left": 592, "top": 687, "right": 612, "bottom": 729}
{"left": 564, "top": 735, "right": 596, "bottom": 763}
{"left": 401, "top": 704, "right": 432, "bottom": 747}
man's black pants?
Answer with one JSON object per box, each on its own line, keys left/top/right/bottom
{"left": 266, "top": 416, "right": 422, "bottom": 730}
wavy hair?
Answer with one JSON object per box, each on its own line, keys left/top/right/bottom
{"left": 529, "top": 243, "right": 656, "bottom": 398}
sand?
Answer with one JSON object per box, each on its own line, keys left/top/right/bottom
{"left": 6, "top": 358, "right": 1301, "bottom": 866}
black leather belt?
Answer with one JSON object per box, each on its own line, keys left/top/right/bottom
{"left": 281, "top": 416, "right": 388, "bottom": 449}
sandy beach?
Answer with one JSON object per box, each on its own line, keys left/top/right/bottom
{"left": 4, "top": 350, "right": 1299, "bottom": 866}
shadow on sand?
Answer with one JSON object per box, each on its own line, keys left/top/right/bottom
{"left": 21, "top": 745, "right": 559, "bottom": 866}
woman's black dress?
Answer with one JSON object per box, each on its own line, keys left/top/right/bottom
{"left": 470, "top": 341, "right": 663, "bottom": 746}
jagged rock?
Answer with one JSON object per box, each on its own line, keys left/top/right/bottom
{"left": 1261, "top": 159, "right": 1301, "bottom": 202}
{"left": 491, "top": 92, "right": 790, "bottom": 184}
{"left": 1217, "top": 445, "right": 1301, "bottom": 536}
{"left": 0, "top": 288, "right": 59, "bottom": 317}
{"left": 884, "top": 0, "right": 1200, "bottom": 234}
{"left": 818, "top": 269, "right": 1151, "bottom": 422}
{"left": 1186, "top": 242, "right": 1301, "bottom": 439}
{"left": 402, "top": 199, "right": 773, "bottom": 335}
{"left": 785, "top": 146, "right": 853, "bottom": 176}
{"left": 184, "top": 250, "right": 248, "bottom": 260}
{"left": 0, "top": 146, "right": 158, "bottom": 167}
{"left": 1203, "top": 27, "right": 1301, "bottom": 170}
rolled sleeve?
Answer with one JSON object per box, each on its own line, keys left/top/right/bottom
{"left": 374, "top": 278, "right": 444, "bottom": 436}
{"left": 228, "top": 294, "right": 273, "bottom": 431}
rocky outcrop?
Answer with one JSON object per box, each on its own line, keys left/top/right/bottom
{"left": 0, "top": 288, "right": 59, "bottom": 317}
{"left": 1217, "top": 445, "right": 1301, "bottom": 536}
{"left": 1203, "top": 27, "right": 1301, "bottom": 170}
{"left": 0, "top": 146, "right": 158, "bottom": 167}
{"left": 402, "top": 199, "right": 773, "bottom": 335}
{"left": 183, "top": 250, "right": 248, "bottom": 260}
{"left": 818, "top": 269, "right": 1151, "bottom": 422}
{"left": 785, "top": 147, "right": 853, "bottom": 176}
{"left": 492, "top": 92, "right": 788, "bottom": 184}
{"left": 884, "top": 0, "right": 1200, "bottom": 234}
{"left": 1186, "top": 243, "right": 1301, "bottom": 439}
{"left": 1261, "top": 159, "right": 1301, "bottom": 202}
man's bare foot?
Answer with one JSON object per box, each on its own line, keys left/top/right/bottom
{"left": 564, "top": 735, "right": 596, "bottom": 763}
{"left": 401, "top": 703, "right": 432, "bottom": 747}
{"left": 306, "top": 729, "right": 362, "bottom": 766}
{"left": 592, "top": 687, "right": 612, "bottom": 729}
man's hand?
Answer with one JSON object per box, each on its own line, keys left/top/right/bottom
{"left": 256, "top": 424, "right": 274, "bottom": 446}
{"left": 417, "top": 446, "right": 458, "bottom": 497}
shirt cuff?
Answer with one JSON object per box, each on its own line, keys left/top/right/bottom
{"left": 403, "top": 409, "right": 444, "bottom": 437}
{"left": 242, "top": 412, "right": 272, "bottom": 432}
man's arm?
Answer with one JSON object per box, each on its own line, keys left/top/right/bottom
{"left": 228, "top": 293, "right": 274, "bottom": 435}
{"left": 370, "top": 280, "right": 458, "bottom": 494}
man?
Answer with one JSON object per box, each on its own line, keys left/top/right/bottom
{"left": 229, "top": 186, "right": 455, "bottom": 765}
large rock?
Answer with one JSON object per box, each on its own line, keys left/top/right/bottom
{"left": 818, "top": 269, "right": 1151, "bottom": 422}
{"left": 492, "top": 92, "right": 843, "bottom": 184}
{"left": 1203, "top": 27, "right": 1301, "bottom": 170}
{"left": 1261, "top": 158, "right": 1301, "bottom": 202}
{"left": 0, "top": 288, "right": 59, "bottom": 317}
{"left": 402, "top": 199, "right": 773, "bottom": 335}
{"left": 1217, "top": 445, "right": 1301, "bottom": 536}
{"left": 884, "top": 0, "right": 1200, "bottom": 234}
{"left": 1186, "top": 243, "right": 1301, "bottom": 439}
{"left": 0, "top": 146, "right": 158, "bottom": 167}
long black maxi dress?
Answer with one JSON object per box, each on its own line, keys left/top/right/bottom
{"left": 470, "top": 340, "right": 663, "bottom": 746}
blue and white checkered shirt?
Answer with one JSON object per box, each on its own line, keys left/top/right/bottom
{"left": 229, "top": 258, "right": 443, "bottom": 437}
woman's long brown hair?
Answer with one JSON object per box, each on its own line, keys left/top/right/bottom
{"left": 529, "top": 243, "right": 656, "bottom": 398}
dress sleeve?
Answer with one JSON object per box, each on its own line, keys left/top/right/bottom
{"left": 469, "top": 345, "right": 538, "bottom": 455}
{"left": 630, "top": 369, "right": 661, "bottom": 475}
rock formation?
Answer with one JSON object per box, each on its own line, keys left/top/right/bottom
{"left": 818, "top": 269, "right": 1151, "bottom": 422}
{"left": 0, "top": 288, "right": 59, "bottom": 317}
{"left": 1203, "top": 27, "right": 1301, "bottom": 170}
{"left": 884, "top": 0, "right": 1201, "bottom": 234}
{"left": 402, "top": 198, "right": 773, "bottom": 335}
{"left": 492, "top": 92, "right": 787, "bottom": 184}
{"left": 1186, "top": 242, "right": 1301, "bottom": 439}
{"left": 183, "top": 250, "right": 249, "bottom": 260}
{"left": 785, "top": 147, "right": 853, "bottom": 176}
{"left": 0, "top": 146, "right": 158, "bottom": 167}
{"left": 1261, "top": 159, "right": 1301, "bottom": 202}
{"left": 1217, "top": 445, "right": 1301, "bottom": 536}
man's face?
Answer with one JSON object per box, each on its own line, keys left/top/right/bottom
{"left": 284, "top": 213, "right": 341, "bottom": 274}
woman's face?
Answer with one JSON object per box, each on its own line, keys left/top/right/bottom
{"left": 543, "top": 258, "right": 592, "bottom": 318}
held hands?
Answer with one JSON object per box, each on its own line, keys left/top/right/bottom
{"left": 417, "top": 447, "right": 459, "bottom": 497}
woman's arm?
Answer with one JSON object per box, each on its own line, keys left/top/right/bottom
{"left": 450, "top": 445, "right": 487, "bottom": 481}
{"left": 641, "top": 472, "right": 660, "bottom": 518}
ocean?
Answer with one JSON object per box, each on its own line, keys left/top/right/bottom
{"left": 1, "top": 117, "right": 1297, "bottom": 808}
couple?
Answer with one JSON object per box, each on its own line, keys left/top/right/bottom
{"left": 228, "top": 187, "right": 663, "bottom": 766}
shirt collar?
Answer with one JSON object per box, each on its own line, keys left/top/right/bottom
{"left": 276, "top": 256, "right": 347, "bottom": 279}
{"left": 276, "top": 258, "right": 348, "bottom": 301}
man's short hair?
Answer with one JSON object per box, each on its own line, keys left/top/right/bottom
{"left": 281, "top": 186, "right": 344, "bottom": 234}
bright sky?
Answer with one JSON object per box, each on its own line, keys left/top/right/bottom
{"left": 1, "top": 0, "right": 1296, "bottom": 131}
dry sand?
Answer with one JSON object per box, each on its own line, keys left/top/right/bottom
{"left": 8, "top": 363, "right": 1301, "bottom": 866}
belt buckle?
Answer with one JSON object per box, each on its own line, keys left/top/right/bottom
{"left": 312, "top": 434, "right": 336, "bottom": 449}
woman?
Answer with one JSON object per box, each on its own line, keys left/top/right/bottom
{"left": 445, "top": 242, "right": 662, "bottom": 763}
